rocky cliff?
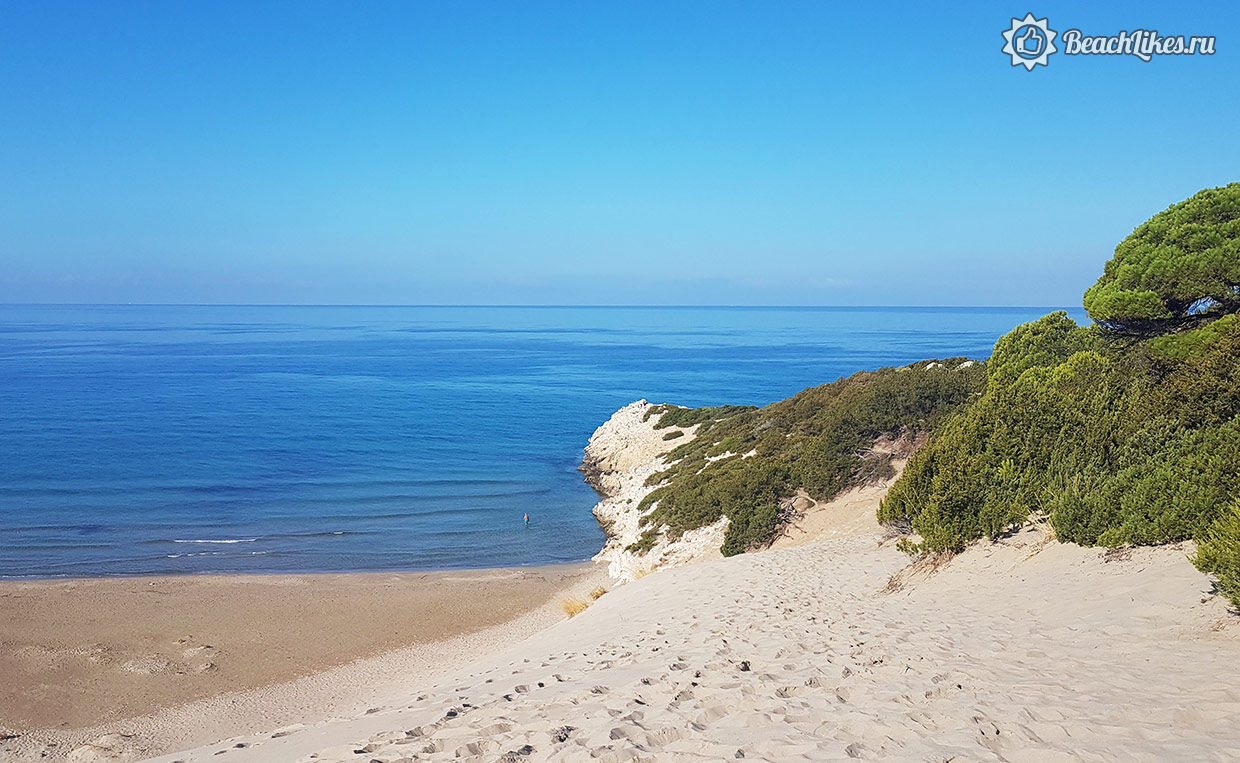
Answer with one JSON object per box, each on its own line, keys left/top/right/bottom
{"left": 581, "top": 400, "right": 728, "bottom": 583}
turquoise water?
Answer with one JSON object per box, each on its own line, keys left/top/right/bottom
{"left": 0, "top": 305, "right": 1083, "bottom": 578}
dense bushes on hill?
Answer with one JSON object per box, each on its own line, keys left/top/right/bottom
{"left": 632, "top": 360, "right": 986, "bottom": 556}
{"left": 880, "top": 184, "right": 1240, "bottom": 607}
{"left": 879, "top": 311, "right": 1240, "bottom": 551}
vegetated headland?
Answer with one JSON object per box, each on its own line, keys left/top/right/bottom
{"left": 593, "top": 182, "right": 1240, "bottom": 611}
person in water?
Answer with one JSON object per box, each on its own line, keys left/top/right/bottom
{"left": 523, "top": 512, "right": 529, "bottom": 527}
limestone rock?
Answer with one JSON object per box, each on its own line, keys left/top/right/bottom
{"left": 582, "top": 401, "right": 726, "bottom": 583}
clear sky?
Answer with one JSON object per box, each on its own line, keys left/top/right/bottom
{"left": 2, "top": 1, "right": 1237, "bottom": 306}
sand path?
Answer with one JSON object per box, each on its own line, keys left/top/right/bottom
{"left": 151, "top": 508, "right": 1240, "bottom": 762}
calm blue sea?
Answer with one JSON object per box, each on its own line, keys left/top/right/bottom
{"left": 0, "top": 305, "right": 1084, "bottom": 578}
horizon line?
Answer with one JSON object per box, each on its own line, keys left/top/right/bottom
{"left": 0, "top": 302, "right": 1083, "bottom": 310}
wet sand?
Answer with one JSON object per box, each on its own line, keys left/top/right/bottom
{"left": 0, "top": 563, "right": 601, "bottom": 759}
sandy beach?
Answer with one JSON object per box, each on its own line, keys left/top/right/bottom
{"left": 0, "top": 564, "right": 605, "bottom": 761}
{"left": 125, "top": 488, "right": 1240, "bottom": 762}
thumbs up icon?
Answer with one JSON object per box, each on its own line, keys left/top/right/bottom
{"left": 1017, "top": 26, "right": 1043, "bottom": 56}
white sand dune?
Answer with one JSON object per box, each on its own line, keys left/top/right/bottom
{"left": 148, "top": 491, "right": 1240, "bottom": 762}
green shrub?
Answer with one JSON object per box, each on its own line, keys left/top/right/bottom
{"left": 661, "top": 430, "right": 685, "bottom": 441}
{"left": 986, "top": 311, "right": 1092, "bottom": 389}
{"left": 647, "top": 404, "right": 757, "bottom": 429}
{"left": 1195, "top": 502, "right": 1240, "bottom": 610}
{"left": 636, "top": 360, "right": 986, "bottom": 555}
{"left": 1148, "top": 314, "right": 1239, "bottom": 361}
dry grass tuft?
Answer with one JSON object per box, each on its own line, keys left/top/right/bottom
{"left": 559, "top": 597, "right": 590, "bottom": 618}
{"left": 881, "top": 551, "right": 955, "bottom": 594}
{"left": 1025, "top": 513, "right": 1059, "bottom": 558}
{"left": 588, "top": 586, "right": 608, "bottom": 600}
{"left": 633, "top": 566, "right": 655, "bottom": 579}
{"left": 880, "top": 572, "right": 904, "bottom": 595}
{"left": 878, "top": 518, "right": 914, "bottom": 547}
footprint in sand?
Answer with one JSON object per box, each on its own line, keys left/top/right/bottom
{"left": 119, "top": 655, "right": 172, "bottom": 675}
{"left": 498, "top": 744, "right": 535, "bottom": 761}
{"left": 66, "top": 733, "right": 148, "bottom": 762}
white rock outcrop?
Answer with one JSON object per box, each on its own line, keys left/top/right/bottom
{"left": 581, "top": 400, "right": 727, "bottom": 583}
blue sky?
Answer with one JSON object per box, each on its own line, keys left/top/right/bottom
{"left": 2, "top": 1, "right": 1237, "bottom": 306}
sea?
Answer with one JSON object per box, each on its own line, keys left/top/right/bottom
{"left": 0, "top": 305, "right": 1085, "bottom": 578}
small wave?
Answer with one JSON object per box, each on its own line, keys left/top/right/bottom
{"left": 270, "top": 530, "right": 353, "bottom": 539}
{"left": 140, "top": 531, "right": 361, "bottom": 547}
{"left": 166, "top": 550, "right": 275, "bottom": 558}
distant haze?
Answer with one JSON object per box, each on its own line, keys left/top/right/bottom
{"left": 2, "top": 2, "right": 1238, "bottom": 306}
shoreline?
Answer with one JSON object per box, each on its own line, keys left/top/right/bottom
{"left": 0, "top": 561, "right": 607, "bottom": 761}
{"left": 0, "top": 557, "right": 602, "bottom": 584}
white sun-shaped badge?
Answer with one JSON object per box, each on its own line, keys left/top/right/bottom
{"left": 1002, "top": 13, "right": 1057, "bottom": 70}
